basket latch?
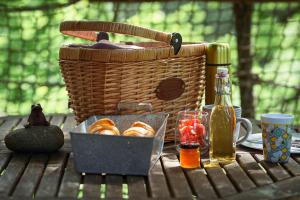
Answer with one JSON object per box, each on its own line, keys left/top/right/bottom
{"left": 155, "top": 77, "right": 185, "bottom": 101}
{"left": 170, "top": 32, "right": 182, "bottom": 55}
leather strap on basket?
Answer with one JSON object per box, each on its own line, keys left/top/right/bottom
{"left": 60, "top": 21, "right": 182, "bottom": 54}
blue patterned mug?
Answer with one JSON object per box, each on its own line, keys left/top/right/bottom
{"left": 261, "top": 113, "right": 294, "bottom": 163}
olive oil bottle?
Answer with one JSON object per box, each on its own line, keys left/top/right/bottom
{"left": 209, "top": 67, "right": 236, "bottom": 163}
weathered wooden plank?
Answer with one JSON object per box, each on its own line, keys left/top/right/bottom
{"left": 83, "top": 174, "right": 102, "bottom": 198}
{"left": 61, "top": 115, "right": 75, "bottom": 150}
{"left": 184, "top": 168, "right": 218, "bottom": 199}
{"left": 161, "top": 154, "right": 193, "bottom": 198}
{"left": 0, "top": 153, "right": 11, "bottom": 172}
{"left": 62, "top": 115, "right": 76, "bottom": 137}
{"left": 0, "top": 118, "right": 4, "bottom": 126}
{"left": 13, "top": 117, "right": 27, "bottom": 130}
{"left": 50, "top": 115, "right": 65, "bottom": 127}
{"left": 236, "top": 153, "right": 273, "bottom": 186}
{"left": 105, "top": 175, "right": 123, "bottom": 198}
{"left": 0, "top": 117, "right": 20, "bottom": 140}
{"left": 254, "top": 154, "right": 291, "bottom": 181}
{"left": 224, "top": 176, "right": 300, "bottom": 200}
{"left": 284, "top": 194, "right": 300, "bottom": 200}
{"left": 12, "top": 115, "right": 55, "bottom": 130}
{"left": 1, "top": 196, "right": 87, "bottom": 200}
{"left": 35, "top": 151, "right": 68, "bottom": 197}
{"left": 163, "top": 144, "right": 178, "bottom": 155}
{"left": 223, "top": 161, "right": 256, "bottom": 192}
{"left": 0, "top": 153, "right": 30, "bottom": 196}
{"left": 0, "top": 196, "right": 32, "bottom": 200}
{"left": 58, "top": 153, "right": 81, "bottom": 198}
{"left": 281, "top": 157, "right": 300, "bottom": 176}
{"left": 241, "top": 119, "right": 297, "bottom": 180}
{"left": 206, "top": 167, "right": 237, "bottom": 198}
{"left": 293, "top": 155, "right": 300, "bottom": 165}
{"left": 148, "top": 159, "right": 170, "bottom": 198}
{"left": 13, "top": 154, "right": 48, "bottom": 197}
{"left": 127, "top": 176, "right": 148, "bottom": 198}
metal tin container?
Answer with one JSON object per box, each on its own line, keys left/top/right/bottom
{"left": 69, "top": 113, "right": 169, "bottom": 175}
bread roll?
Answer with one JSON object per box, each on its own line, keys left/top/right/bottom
{"left": 88, "top": 118, "right": 155, "bottom": 137}
{"left": 98, "top": 129, "right": 117, "bottom": 135}
{"left": 88, "top": 125, "right": 102, "bottom": 133}
{"left": 89, "top": 124, "right": 120, "bottom": 135}
{"left": 88, "top": 118, "right": 119, "bottom": 135}
{"left": 123, "top": 127, "right": 151, "bottom": 137}
{"left": 88, "top": 118, "right": 115, "bottom": 132}
{"left": 89, "top": 118, "right": 115, "bottom": 128}
{"left": 131, "top": 121, "right": 155, "bottom": 136}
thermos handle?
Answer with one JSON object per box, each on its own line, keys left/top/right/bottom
{"left": 60, "top": 21, "right": 182, "bottom": 54}
{"left": 236, "top": 117, "right": 252, "bottom": 145}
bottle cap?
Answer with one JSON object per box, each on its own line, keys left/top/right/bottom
{"left": 206, "top": 43, "right": 231, "bottom": 65}
{"left": 217, "top": 67, "right": 228, "bottom": 78}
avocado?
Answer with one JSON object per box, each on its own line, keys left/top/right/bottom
{"left": 5, "top": 125, "right": 64, "bottom": 153}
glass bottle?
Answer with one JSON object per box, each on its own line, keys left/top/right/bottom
{"left": 209, "top": 67, "right": 236, "bottom": 163}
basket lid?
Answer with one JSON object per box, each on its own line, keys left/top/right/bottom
{"left": 60, "top": 21, "right": 183, "bottom": 55}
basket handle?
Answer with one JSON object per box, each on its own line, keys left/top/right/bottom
{"left": 117, "top": 102, "right": 152, "bottom": 114}
{"left": 60, "top": 21, "right": 182, "bottom": 54}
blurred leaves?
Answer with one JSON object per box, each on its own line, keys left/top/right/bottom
{"left": 0, "top": 0, "right": 299, "bottom": 123}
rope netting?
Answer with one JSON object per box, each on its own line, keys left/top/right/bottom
{"left": 0, "top": 0, "right": 299, "bottom": 123}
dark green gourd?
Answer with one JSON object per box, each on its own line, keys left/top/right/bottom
{"left": 4, "top": 104, "right": 64, "bottom": 153}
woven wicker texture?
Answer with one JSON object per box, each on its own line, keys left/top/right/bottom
{"left": 59, "top": 21, "right": 206, "bottom": 142}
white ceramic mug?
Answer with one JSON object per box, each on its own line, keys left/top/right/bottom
{"left": 202, "top": 105, "right": 252, "bottom": 145}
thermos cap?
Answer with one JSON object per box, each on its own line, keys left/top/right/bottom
{"left": 206, "top": 43, "right": 231, "bottom": 65}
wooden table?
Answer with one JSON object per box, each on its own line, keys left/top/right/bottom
{"left": 0, "top": 114, "right": 300, "bottom": 200}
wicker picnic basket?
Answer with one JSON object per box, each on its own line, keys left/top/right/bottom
{"left": 59, "top": 21, "right": 206, "bottom": 142}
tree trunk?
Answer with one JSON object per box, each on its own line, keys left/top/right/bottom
{"left": 234, "top": 2, "right": 255, "bottom": 118}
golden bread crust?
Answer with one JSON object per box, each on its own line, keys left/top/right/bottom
{"left": 131, "top": 121, "right": 155, "bottom": 136}
{"left": 88, "top": 118, "right": 120, "bottom": 135}
{"left": 123, "top": 127, "right": 150, "bottom": 137}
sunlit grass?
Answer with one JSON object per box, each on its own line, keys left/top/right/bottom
{"left": 77, "top": 183, "right": 84, "bottom": 199}
{"left": 0, "top": 170, "right": 5, "bottom": 176}
{"left": 100, "top": 184, "right": 106, "bottom": 199}
{"left": 122, "top": 183, "right": 129, "bottom": 199}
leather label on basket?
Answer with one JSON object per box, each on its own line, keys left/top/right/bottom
{"left": 155, "top": 78, "right": 185, "bottom": 101}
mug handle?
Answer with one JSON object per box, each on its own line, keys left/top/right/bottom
{"left": 236, "top": 118, "right": 253, "bottom": 145}
{"left": 201, "top": 111, "right": 209, "bottom": 125}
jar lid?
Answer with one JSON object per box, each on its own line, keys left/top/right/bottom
{"left": 206, "top": 42, "right": 231, "bottom": 65}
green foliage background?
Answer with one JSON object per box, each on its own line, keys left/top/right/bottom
{"left": 0, "top": 0, "right": 299, "bottom": 123}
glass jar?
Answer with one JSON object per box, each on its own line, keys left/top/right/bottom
{"left": 175, "top": 111, "right": 207, "bottom": 168}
